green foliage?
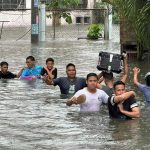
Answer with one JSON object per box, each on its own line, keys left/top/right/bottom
{"left": 46, "top": 0, "right": 80, "bottom": 24}
{"left": 47, "top": 11, "right": 72, "bottom": 24}
{"left": 46, "top": 0, "right": 80, "bottom": 9}
{"left": 112, "top": 11, "right": 119, "bottom": 24}
{"left": 103, "top": 0, "right": 150, "bottom": 49}
{"left": 87, "top": 24, "right": 103, "bottom": 39}
{"left": 95, "top": 1, "right": 107, "bottom": 9}
{"left": 135, "top": 2, "right": 150, "bottom": 48}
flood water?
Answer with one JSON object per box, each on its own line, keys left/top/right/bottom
{"left": 0, "top": 33, "right": 150, "bottom": 149}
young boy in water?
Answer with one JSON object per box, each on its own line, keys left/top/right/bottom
{"left": 18, "top": 56, "right": 42, "bottom": 80}
{"left": 41, "top": 58, "right": 57, "bottom": 79}
{"left": 0, "top": 61, "right": 17, "bottom": 79}
{"left": 133, "top": 67, "right": 150, "bottom": 103}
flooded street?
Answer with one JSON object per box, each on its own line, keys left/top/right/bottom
{"left": 0, "top": 29, "right": 150, "bottom": 149}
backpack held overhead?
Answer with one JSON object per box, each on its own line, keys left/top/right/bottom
{"left": 97, "top": 51, "right": 125, "bottom": 74}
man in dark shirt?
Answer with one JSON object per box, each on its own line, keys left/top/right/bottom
{"left": 44, "top": 63, "right": 86, "bottom": 94}
{"left": 108, "top": 81, "right": 140, "bottom": 119}
{"left": 0, "top": 61, "right": 16, "bottom": 79}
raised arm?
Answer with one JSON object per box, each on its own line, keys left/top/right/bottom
{"left": 121, "top": 55, "right": 128, "bottom": 83}
{"left": 97, "top": 71, "right": 104, "bottom": 84}
{"left": 113, "top": 91, "right": 136, "bottom": 104}
{"left": 133, "top": 67, "right": 140, "bottom": 86}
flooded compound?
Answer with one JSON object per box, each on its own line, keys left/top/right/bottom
{"left": 0, "top": 35, "right": 150, "bottom": 150}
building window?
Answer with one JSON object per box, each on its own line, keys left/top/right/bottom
{"left": 76, "top": 17, "right": 83, "bottom": 24}
{"left": 0, "top": 0, "right": 26, "bottom": 10}
{"left": 84, "top": 17, "right": 90, "bottom": 24}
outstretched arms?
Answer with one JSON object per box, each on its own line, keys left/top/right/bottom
{"left": 66, "top": 94, "right": 86, "bottom": 106}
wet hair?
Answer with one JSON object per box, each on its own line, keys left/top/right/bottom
{"left": 102, "top": 71, "right": 113, "bottom": 80}
{"left": 0, "top": 61, "right": 8, "bottom": 67}
{"left": 26, "top": 56, "right": 35, "bottom": 61}
{"left": 66, "top": 63, "right": 75, "bottom": 69}
{"left": 86, "top": 73, "right": 98, "bottom": 80}
{"left": 113, "top": 80, "right": 125, "bottom": 89}
{"left": 145, "top": 74, "right": 150, "bottom": 86}
{"left": 46, "top": 58, "right": 54, "bottom": 64}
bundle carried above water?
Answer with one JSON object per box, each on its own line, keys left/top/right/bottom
{"left": 97, "top": 51, "right": 125, "bottom": 74}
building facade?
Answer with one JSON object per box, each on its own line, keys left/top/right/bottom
{"left": 0, "top": 0, "right": 99, "bottom": 26}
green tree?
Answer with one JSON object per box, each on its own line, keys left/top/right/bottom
{"left": 46, "top": 0, "right": 80, "bottom": 24}
{"left": 103, "top": 0, "right": 150, "bottom": 58}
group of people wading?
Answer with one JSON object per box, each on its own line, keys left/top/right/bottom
{"left": 0, "top": 54, "right": 150, "bottom": 120}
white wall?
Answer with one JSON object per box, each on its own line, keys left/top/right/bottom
{"left": 26, "top": 0, "right": 31, "bottom": 9}
{"left": 0, "top": 0, "right": 94, "bottom": 27}
{"left": 87, "top": 0, "right": 95, "bottom": 9}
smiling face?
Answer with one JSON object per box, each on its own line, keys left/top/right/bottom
{"left": 26, "top": 59, "right": 35, "bottom": 68}
{"left": 46, "top": 61, "right": 54, "bottom": 70}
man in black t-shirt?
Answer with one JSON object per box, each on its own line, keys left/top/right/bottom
{"left": 108, "top": 81, "right": 140, "bottom": 119}
{"left": 0, "top": 61, "right": 16, "bottom": 79}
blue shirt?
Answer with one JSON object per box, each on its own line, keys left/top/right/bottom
{"left": 138, "top": 84, "right": 150, "bottom": 103}
{"left": 21, "top": 65, "right": 42, "bottom": 78}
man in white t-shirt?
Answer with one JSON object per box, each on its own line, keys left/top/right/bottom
{"left": 66, "top": 73, "right": 109, "bottom": 112}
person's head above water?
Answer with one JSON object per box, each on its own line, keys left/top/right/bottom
{"left": 46, "top": 58, "right": 54, "bottom": 70}
{"left": 113, "top": 80, "right": 126, "bottom": 96}
{"left": 145, "top": 72, "right": 150, "bottom": 86}
{"left": 0, "top": 61, "right": 8, "bottom": 67}
{"left": 26, "top": 56, "right": 35, "bottom": 68}
{"left": 102, "top": 71, "right": 114, "bottom": 81}
{"left": 0, "top": 61, "right": 9, "bottom": 73}
{"left": 86, "top": 73, "right": 98, "bottom": 91}
{"left": 66, "top": 63, "right": 76, "bottom": 79}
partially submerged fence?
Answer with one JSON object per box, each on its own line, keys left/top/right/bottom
{"left": 0, "top": 8, "right": 119, "bottom": 41}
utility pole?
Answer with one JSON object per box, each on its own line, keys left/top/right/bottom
{"left": 31, "top": 0, "right": 39, "bottom": 43}
{"left": 104, "top": 4, "right": 112, "bottom": 40}
{"left": 39, "top": 0, "right": 46, "bottom": 42}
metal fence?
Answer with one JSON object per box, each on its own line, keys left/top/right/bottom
{"left": 0, "top": 10, "right": 31, "bottom": 41}
{"left": 0, "top": 8, "right": 119, "bottom": 41}
{"left": 46, "top": 9, "right": 106, "bottom": 39}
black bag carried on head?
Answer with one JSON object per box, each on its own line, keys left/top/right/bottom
{"left": 97, "top": 51, "right": 124, "bottom": 74}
